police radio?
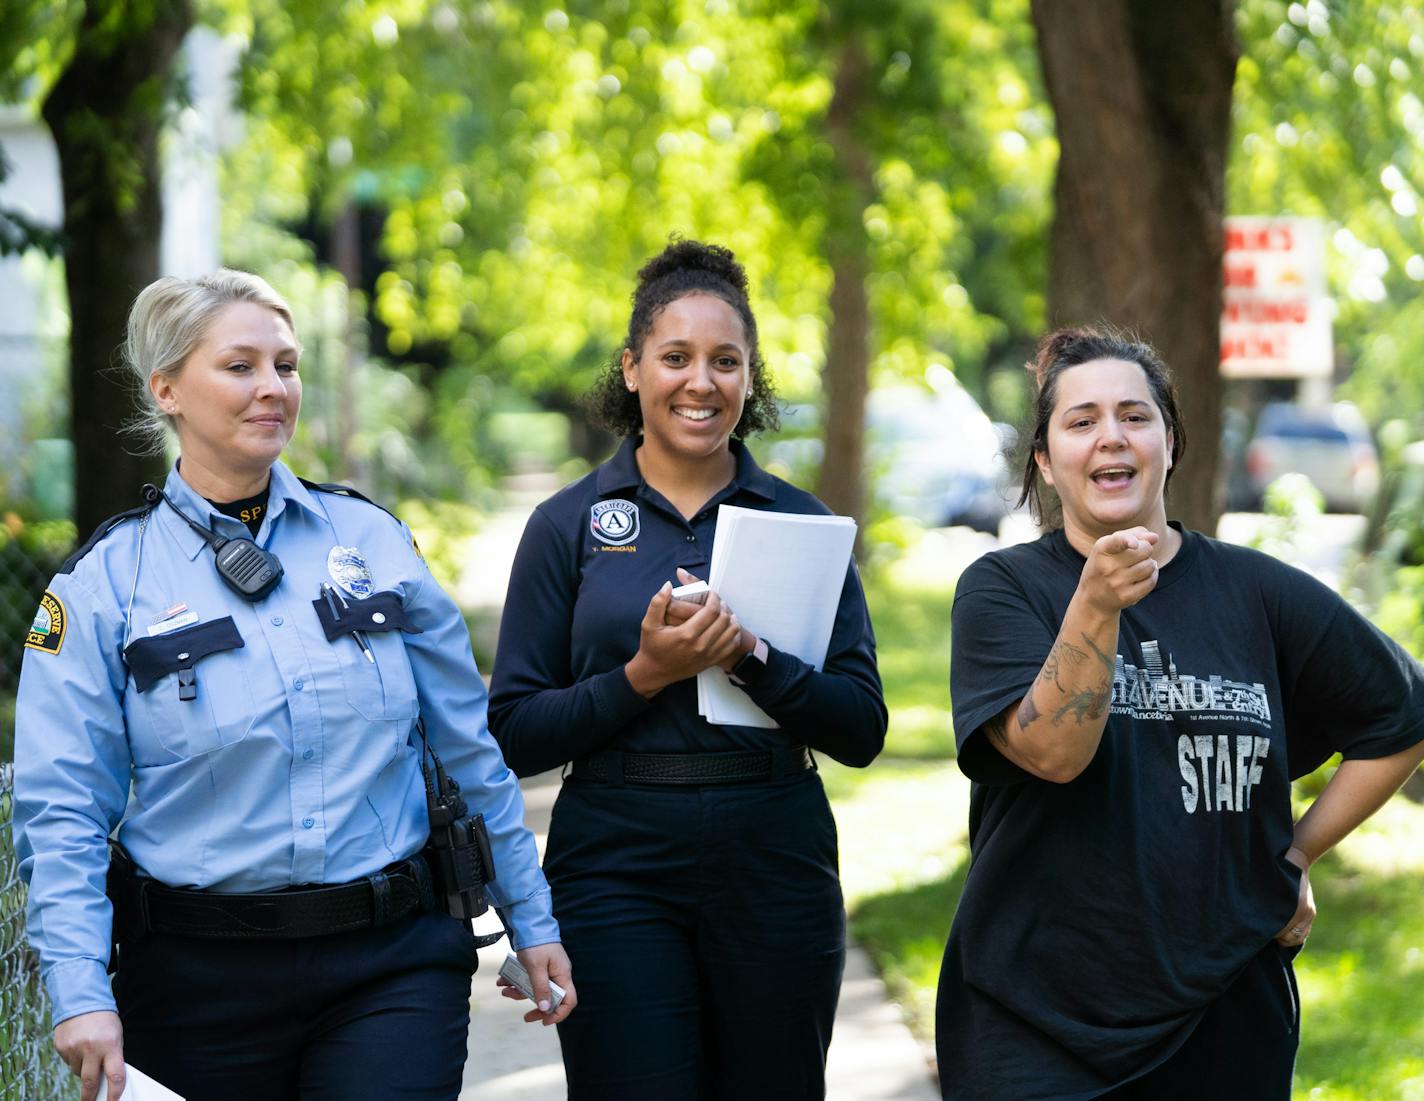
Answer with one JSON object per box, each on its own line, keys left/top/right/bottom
{"left": 416, "top": 721, "right": 496, "bottom": 920}
{"left": 143, "top": 484, "right": 284, "bottom": 601}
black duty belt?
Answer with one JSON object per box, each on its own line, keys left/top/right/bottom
{"left": 108, "top": 847, "right": 437, "bottom": 942}
{"left": 571, "top": 745, "right": 813, "bottom": 787}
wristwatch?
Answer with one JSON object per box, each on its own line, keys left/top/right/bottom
{"left": 729, "top": 637, "right": 769, "bottom": 685}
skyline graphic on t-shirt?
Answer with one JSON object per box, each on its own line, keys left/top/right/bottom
{"left": 1110, "top": 640, "right": 1271, "bottom": 727}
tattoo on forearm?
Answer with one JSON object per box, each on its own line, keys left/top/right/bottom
{"left": 1050, "top": 681, "right": 1111, "bottom": 725}
{"left": 1080, "top": 633, "right": 1118, "bottom": 678}
{"left": 1022, "top": 633, "right": 1116, "bottom": 734}
{"left": 1040, "top": 640, "right": 1089, "bottom": 691}
{"left": 984, "top": 714, "right": 1010, "bottom": 748}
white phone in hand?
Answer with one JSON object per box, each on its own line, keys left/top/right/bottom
{"left": 670, "top": 580, "right": 710, "bottom": 604}
{"left": 499, "top": 953, "right": 567, "bottom": 1011}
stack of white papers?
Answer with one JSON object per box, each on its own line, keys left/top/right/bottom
{"left": 697, "top": 505, "right": 857, "bottom": 728}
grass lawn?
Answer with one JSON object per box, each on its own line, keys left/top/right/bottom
{"left": 826, "top": 527, "right": 973, "bottom": 1047}
{"left": 841, "top": 529, "right": 1424, "bottom": 1099}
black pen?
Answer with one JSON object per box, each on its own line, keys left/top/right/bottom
{"left": 323, "top": 582, "right": 374, "bottom": 663}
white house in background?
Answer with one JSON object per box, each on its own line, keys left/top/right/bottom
{"left": 0, "top": 26, "right": 241, "bottom": 512}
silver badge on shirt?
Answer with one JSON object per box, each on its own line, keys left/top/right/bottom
{"left": 327, "top": 545, "right": 374, "bottom": 598}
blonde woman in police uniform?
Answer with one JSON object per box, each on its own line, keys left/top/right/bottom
{"left": 14, "top": 270, "right": 574, "bottom": 1101}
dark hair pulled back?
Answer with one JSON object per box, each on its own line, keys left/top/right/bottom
{"left": 586, "top": 239, "right": 780, "bottom": 439}
{"left": 1016, "top": 326, "right": 1186, "bottom": 526}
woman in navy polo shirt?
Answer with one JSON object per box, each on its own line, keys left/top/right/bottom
{"left": 489, "top": 239, "right": 887, "bottom": 1099}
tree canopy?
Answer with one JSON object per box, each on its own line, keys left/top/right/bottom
{"left": 5, "top": 0, "right": 1424, "bottom": 526}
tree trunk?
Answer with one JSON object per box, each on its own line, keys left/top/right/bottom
{"left": 1031, "top": 0, "right": 1238, "bottom": 533}
{"left": 43, "top": 0, "right": 194, "bottom": 538}
{"left": 816, "top": 39, "right": 874, "bottom": 540}
{"left": 330, "top": 202, "right": 366, "bottom": 486}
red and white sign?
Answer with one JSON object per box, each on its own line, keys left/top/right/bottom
{"left": 1220, "top": 216, "right": 1332, "bottom": 379}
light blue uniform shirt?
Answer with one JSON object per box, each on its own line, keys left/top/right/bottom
{"left": 14, "top": 460, "right": 558, "bottom": 1024}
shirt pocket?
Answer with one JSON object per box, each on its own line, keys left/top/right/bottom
{"left": 123, "top": 617, "right": 255, "bottom": 759}
{"left": 312, "top": 588, "right": 421, "bottom": 724}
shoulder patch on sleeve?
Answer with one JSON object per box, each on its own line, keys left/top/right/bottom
{"left": 25, "top": 590, "right": 67, "bottom": 655}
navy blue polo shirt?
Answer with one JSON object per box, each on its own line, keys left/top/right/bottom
{"left": 488, "top": 438, "right": 887, "bottom": 776}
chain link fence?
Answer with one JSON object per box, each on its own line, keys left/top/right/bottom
{"left": 2, "top": 514, "right": 77, "bottom": 1097}
{"left": 2, "top": 764, "right": 77, "bottom": 1101}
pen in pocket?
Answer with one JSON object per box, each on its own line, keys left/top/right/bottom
{"left": 321, "top": 582, "right": 375, "bottom": 663}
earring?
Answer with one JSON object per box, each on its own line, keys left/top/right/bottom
{"left": 627, "top": 382, "right": 637, "bottom": 393}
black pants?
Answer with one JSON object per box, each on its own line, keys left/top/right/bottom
{"left": 114, "top": 909, "right": 478, "bottom": 1100}
{"left": 1098, "top": 942, "right": 1301, "bottom": 1101}
{"left": 546, "top": 769, "right": 847, "bottom": 1100}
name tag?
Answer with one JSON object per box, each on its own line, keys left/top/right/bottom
{"left": 148, "top": 610, "right": 199, "bottom": 636}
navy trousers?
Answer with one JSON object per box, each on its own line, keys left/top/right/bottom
{"left": 114, "top": 909, "right": 478, "bottom": 1100}
{"left": 546, "top": 768, "right": 847, "bottom": 1100}
{"left": 1099, "top": 942, "right": 1300, "bottom": 1101}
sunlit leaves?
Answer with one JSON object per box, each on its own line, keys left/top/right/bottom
{"left": 224, "top": 0, "right": 1052, "bottom": 437}
{"left": 0, "top": 0, "right": 83, "bottom": 102}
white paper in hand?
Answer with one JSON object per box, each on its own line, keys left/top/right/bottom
{"left": 699, "top": 505, "right": 856, "bottom": 728}
{"left": 95, "top": 1063, "right": 186, "bottom": 1101}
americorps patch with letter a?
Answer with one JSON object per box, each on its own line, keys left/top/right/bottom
{"left": 591, "top": 499, "right": 639, "bottom": 546}
{"left": 26, "top": 590, "right": 66, "bottom": 655}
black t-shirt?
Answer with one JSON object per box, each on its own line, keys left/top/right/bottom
{"left": 207, "top": 487, "right": 270, "bottom": 538}
{"left": 937, "top": 524, "right": 1424, "bottom": 1099}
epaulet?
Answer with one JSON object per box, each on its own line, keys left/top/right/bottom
{"left": 299, "top": 478, "right": 402, "bottom": 525}
{"left": 58, "top": 504, "right": 154, "bottom": 575}
{"left": 300, "top": 478, "right": 426, "bottom": 562}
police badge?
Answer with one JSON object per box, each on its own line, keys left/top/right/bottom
{"left": 327, "top": 545, "right": 375, "bottom": 598}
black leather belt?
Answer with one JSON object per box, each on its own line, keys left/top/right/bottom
{"left": 108, "top": 847, "right": 436, "bottom": 942}
{"left": 571, "top": 745, "right": 813, "bottom": 787}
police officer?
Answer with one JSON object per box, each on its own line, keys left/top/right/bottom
{"left": 14, "top": 270, "right": 575, "bottom": 1101}
{"left": 488, "top": 240, "right": 887, "bottom": 1099}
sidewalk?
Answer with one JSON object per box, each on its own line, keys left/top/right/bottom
{"left": 459, "top": 770, "right": 939, "bottom": 1100}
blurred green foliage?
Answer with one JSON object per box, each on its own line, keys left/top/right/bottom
{"left": 1244, "top": 470, "right": 1327, "bottom": 561}
{"left": 222, "top": 0, "right": 1053, "bottom": 470}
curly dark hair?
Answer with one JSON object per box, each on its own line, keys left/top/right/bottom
{"left": 1017, "top": 326, "right": 1187, "bottom": 526}
{"left": 586, "top": 239, "right": 781, "bottom": 439}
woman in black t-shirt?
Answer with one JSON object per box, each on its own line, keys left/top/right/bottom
{"left": 936, "top": 328, "right": 1424, "bottom": 1100}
